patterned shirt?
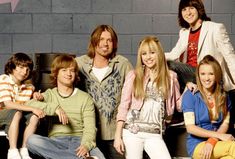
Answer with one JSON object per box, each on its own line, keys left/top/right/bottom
{"left": 125, "top": 82, "right": 165, "bottom": 134}
{"left": 0, "top": 74, "right": 34, "bottom": 109}
{"left": 187, "top": 26, "right": 201, "bottom": 67}
{"left": 76, "top": 55, "right": 132, "bottom": 140}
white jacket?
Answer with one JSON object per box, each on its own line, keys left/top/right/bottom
{"left": 166, "top": 21, "right": 235, "bottom": 91}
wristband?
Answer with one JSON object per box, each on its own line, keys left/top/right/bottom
{"left": 206, "top": 138, "right": 218, "bottom": 147}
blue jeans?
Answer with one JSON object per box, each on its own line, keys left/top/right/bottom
{"left": 27, "top": 134, "right": 105, "bottom": 159}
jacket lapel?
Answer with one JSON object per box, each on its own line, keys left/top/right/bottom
{"left": 181, "top": 29, "right": 190, "bottom": 63}
{"left": 198, "top": 21, "right": 209, "bottom": 55}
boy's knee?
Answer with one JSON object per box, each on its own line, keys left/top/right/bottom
{"left": 14, "top": 111, "right": 23, "bottom": 119}
{"left": 29, "top": 115, "right": 40, "bottom": 124}
{"left": 27, "top": 134, "right": 39, "bottom": 148}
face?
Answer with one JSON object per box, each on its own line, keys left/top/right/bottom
{"left": 95, "top": 30, "right": 113, "bottom": 58}
{"left": 199, "top": 64, "right": 216, "bottom": 92}
{"left": 181, "top": 6, "right": 200, "bottom": 27}
{"left": 57, "top": 66, "right": 76, "bottom": 87}
{"left": 141, "top": 45, "right": 158, "bottom": 70}
{"left": 12, "top": 65, "right": 30, "bottom": 84}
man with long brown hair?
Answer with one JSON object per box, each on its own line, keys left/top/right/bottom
{"left": 76, "top": 25, "right": 132, "bottom": 159}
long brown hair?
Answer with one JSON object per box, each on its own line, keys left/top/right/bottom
{"left": 133, "top": 36, "right": 170, "bottom": 99}
{"left": 196, "top": 55, "right": 227, "bottom": 120}
{"left": 87, "top": 25, "right": 118, "bottom": 59}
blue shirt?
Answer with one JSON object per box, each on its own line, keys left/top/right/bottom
{"left": 182, "top": 89, "right": 231, "bottom": 157}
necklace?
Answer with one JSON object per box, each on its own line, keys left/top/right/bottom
{"left": 205, "top": 94, "right": 214, "bottom": 108}
{"left": 57, "top": 88, "right": 74, "bottom": 98}
{"left": 208, "top": 100, "right": 214, "bottom": 109}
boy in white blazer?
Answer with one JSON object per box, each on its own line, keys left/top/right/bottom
{"left": 166, "top": 0, "right": 235, "bottom": 91}
{"left": 165, "top": 0, "right": 235, "bottom": 141}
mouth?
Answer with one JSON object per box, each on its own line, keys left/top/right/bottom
{"left": 101, "top": 47, "right": 109, "bottom": 52}
{"left": 145, "top": 60, "right": 154, "bottom": 64}
{"left": 21, "top": 75, "right": 27, "bottom": 79}
{"left": 203, "top": 81, "right": 212, "bottom": 86}
{"left": 186, "top": 15, "right": 195, "bottom": 20}
{"left": 64, "top": 77, "right": 72, "bottom": 80}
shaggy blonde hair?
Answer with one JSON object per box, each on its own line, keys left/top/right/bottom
{"left": 50, "top": 54, "right": 79, "bottom": 86}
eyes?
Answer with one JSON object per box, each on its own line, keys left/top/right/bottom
{"left": 182, "top": 6, "right": 196, "bottom": 12}
{"left": 99, "top": 37, "right": 112, "bottom": 43}
{"left": 199, "top": 72, "right": 214, "bottom": 76}
{"left": 61, "top": 68, "right": 76, "bottom": 73}
{"left": 141, "top": 51, "right": 156, "bottom": 56}
{"left": 17, "top": 65, "right": 30, "bottom": 73}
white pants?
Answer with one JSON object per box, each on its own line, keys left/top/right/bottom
{"left": 123, "top": 129, "right": 171, "bottom": 159}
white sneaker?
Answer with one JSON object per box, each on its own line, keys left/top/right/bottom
{"left": 7, "top": 148, "right": 21, "bottom": 159}
{"left": 19, "top": 147, "right": 32, "bottom": 159}
{"left": 86, "top": 156, "right": 99, "bottom": 159}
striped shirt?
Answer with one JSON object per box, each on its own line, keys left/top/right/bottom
{"left": 0, "top": 74, "right": 34, "bottom": 109}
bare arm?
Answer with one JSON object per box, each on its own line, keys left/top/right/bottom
{"left": 114, "top": 120, "right": 125, "bottom": 155}
{"left": 3, "top": 100, "right": 45, "bottom": 118}
{"left": 185, "top": 112, "right": 233, "bottom": 141}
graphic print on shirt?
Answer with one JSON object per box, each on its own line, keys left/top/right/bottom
{"left": 125, "top": 83, "right": 165, "bottom": 134}
{"left": 84, "top": 68, "right": 122, "bottom": 122}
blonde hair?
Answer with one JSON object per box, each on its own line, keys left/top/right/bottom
{"left": 133, "top": 36, "right": 170, "bottom": 99}
{"left": 196, "top": 55, "right": 227, "bottom": 120}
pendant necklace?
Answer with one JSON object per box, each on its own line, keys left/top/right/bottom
{"left": 206, "top": 94, "right": 214, "bottom": 108}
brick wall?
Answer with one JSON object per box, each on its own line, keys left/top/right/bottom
{"left": 0, "top": 0, "right": 234, "bottom": 73}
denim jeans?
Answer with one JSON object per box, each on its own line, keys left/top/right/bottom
{"left": 27, "top": 134, "right": 105, "bottom": 159}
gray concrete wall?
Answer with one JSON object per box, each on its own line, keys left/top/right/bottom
{"left": 0, "top": 0, "right": 234, "bottom": 73}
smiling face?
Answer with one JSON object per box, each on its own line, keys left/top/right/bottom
{"left": 95, "top": 30, "right": 113, "bottom": 58}
{"left": 181, "top": 6, "right": 201, "bottom": 29}
{"left": 199, "top": 64, "right": 216, "bottom": 93}
{"left": 12, "top": 65, "right": 30, "bottom": 84}
{"left": 57, "top": 66, "right": 76, "bottom": 87}
{"left": 141, "top": 45, "right": 158, "bottom": 70}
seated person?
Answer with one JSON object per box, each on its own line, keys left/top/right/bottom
{"left": 26, "top": 54, "right": 105, "bottom": 159}
{"left": 0, "top": 53, "right": 45, "bottom": 159}
{"left": 182, "top": 55, "right": 235, "bottom": 158}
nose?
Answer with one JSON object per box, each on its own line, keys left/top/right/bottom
{"left": 104, "top": 40, "right": 109, "bottom": 45}
{"left": 184, "top": 8, "right": 191, "bottom": 15}
{"left": 22, "top": 67, "right": 28, "bottom": 75}
{"left": 205, "top": 75, "right": 210, "bottom": 81}
{"left": 66, "top": 70, "right": 72, "bottom": 76}
{"left": 146, "top": 53, "right": 151, "bottom": 59}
